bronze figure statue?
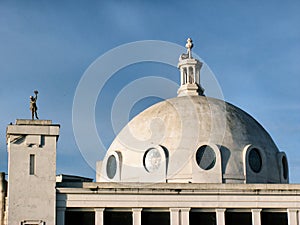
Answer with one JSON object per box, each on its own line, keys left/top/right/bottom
{"left": 30, "top": 90, "right": 39, "bottom": 120}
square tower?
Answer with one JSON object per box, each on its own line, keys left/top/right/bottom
{"left": 6, "top": 119, "right": 60, "bottom": 225}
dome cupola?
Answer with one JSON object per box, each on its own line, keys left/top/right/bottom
{"left": 97, "top": 39, "right": 289, "bottom": 184}
{"left": 177, "top": 38, "right": 204, "bottom": 96}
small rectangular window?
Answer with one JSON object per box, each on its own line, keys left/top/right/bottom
{"left": 29, "top": 154, "right": 35, "bottom": 175}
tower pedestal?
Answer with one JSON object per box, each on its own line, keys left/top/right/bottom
{"left": 6, "top": 119, "right": 60, "bottom": 225}
{"left": 177, "top": 83, "right": 204, "bottom": 97}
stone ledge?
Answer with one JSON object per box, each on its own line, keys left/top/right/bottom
{"left": 6, "top": 125, "right": 60, "bottom": 136}
{"left": 57, "top": 182, "right": 300, "bottom": 192}
{"left": 16, "top": 119, "right": 52, "bottom": 125}
{"left": 6, "top": 120, "right": 60, "bottom": 143}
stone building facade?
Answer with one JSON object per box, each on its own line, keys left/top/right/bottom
{"left": 1, "top": 39, "right": 300, "bottom": 225}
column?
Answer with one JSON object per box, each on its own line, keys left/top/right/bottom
{"left": 287, "top": 209, "right": 298, "bottom": 225}
{"left": 56, "top": 207, "right": 66, "bottom": 225}
{"left": 180, "top": 68, "right": 184, "bottom": 85}
{"left": 251, "top": 209, "right": 262, "bottom": 225}
{"left": 170, "top": 208, "right": 180, "bottom": 225}
{"left": 132, "top": 208, "right": 142, "bottom": 225}
{"left": 195, "top": 68, "right": 199, "bottom": 84}
{"left": 95, "top": 208, "right": 105, "bottom": 225}
{"left": 188, "top": 67, "right": 191, "bottom": 83}
{"left": 216, "top": 209, "right": 226, "bottom": 225}
{"left": 193, "top": 67, "right": 196, "bottom": 84}
{"left": 180, "top": 208, "right": 190, "bottom": 225}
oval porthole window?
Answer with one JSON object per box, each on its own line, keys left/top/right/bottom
{"left": 106, "top": 155, "right": 117, "bottom": 179}
{"left": 249, "top": 148, "right": 262, "bottom": 173}
{"left": 144, "top": 148, "right": 162, "bottom": 173}
{"left": 195, "top": 145, "right": 216, "bottom": 170}
{"left": 282, "top": 156, "right": 288, "bottom": 180}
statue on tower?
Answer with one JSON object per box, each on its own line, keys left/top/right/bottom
{"left": 30, "top": 90, "right": 39, "bottom": 120}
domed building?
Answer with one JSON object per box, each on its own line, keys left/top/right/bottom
{"left": 2, "top": 39, "right": 300, "bottom": 225}
{"left": 98, "top": 38, "right": 288, "bottom": 185}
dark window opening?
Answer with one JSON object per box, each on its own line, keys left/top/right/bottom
{"left": 40, "top": 135, "right": 45, "bottom": 146}
{"left": 65, "top": 211, "right": 95, "bottom": 225}
{"left": 225, "top": 212, "right": 252, "bottom": 225}
{"left": 261, "top": 212, "right": 288, "bottom": 225}
{"left": 190, "top": 211, "right": 216, "bottom": 225}
{"left": 29, "top": 154, "right": 35, "bottom": 175}
{"left": 196, "top": 145, "right": 216, "bottom": 170}
{"left": 104, "top": 211, "right": 132, "bottom": 225}
{"left": 142, "top": 211, "right": 170, "bottom": 225}
{"left": 249, "top": 148, "right": 262, "bottom": 173}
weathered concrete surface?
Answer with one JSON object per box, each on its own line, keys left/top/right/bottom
{"left": 98, "top": 96, "right": 287, "bottom": 184}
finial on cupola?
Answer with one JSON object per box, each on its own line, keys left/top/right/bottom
{"left": 185, "top": 38, "right": 193, "bottom": 59}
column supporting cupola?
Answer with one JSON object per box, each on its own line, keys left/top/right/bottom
{"left": 177, "top": 38, "right": 204, "bottom": 97}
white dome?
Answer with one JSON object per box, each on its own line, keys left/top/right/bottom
{"left": 97, "top": 38, "right": 288, "bottom": 184}
{"left": 98, "top": 95, "right": 289, "bottom": 184}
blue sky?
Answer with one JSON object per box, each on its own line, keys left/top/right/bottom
{"left": 0, "top": 0, "right": 299, "bottom": 182}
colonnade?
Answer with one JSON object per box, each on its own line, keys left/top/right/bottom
{"left": 56, "top": 207, "right": 300, "bottom": 225}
